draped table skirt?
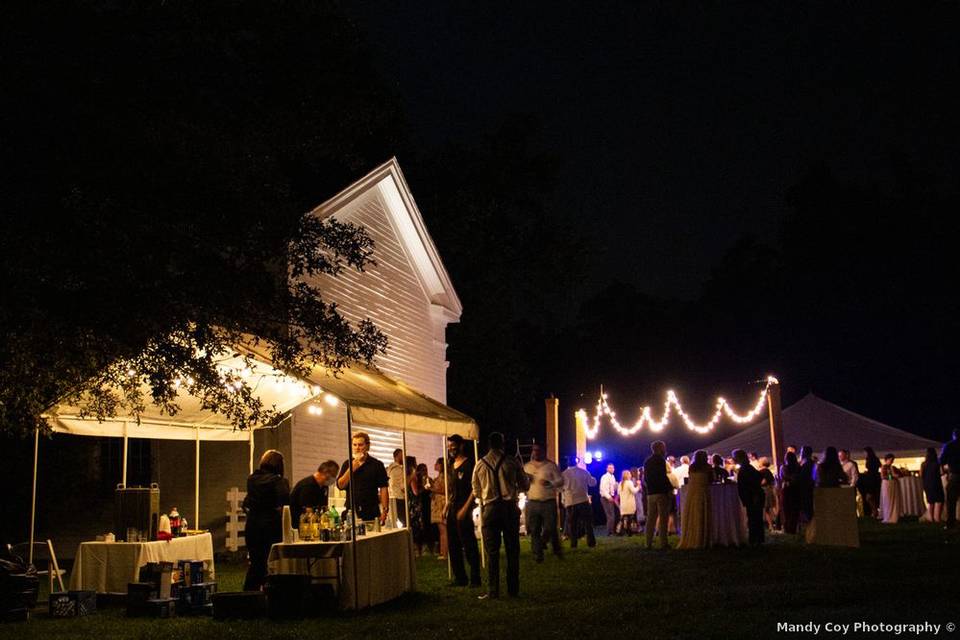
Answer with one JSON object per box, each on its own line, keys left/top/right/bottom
{"left": 268, "top": 528, "right": 415, "bottom": 610}
{"left": 679, "top": 483, "right": 747, "bottom": 547}
{"left": 68, "top": 533, "right": 215, "bottom": 593}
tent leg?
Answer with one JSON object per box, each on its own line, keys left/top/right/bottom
{"left": 401, "top": 429, "right": 410, "bottom": 530}
{"left": 122, "top": 421, "right": 128, "bottom": 487}
{"left": 442, "top": 435, "right": 451, "bottom": 580}
{"left": 474, "top": 438, "right": 485, "bottom": 569}
{"left": 29, "top": 427, "right": 39, "bottom": 566}
{"left": 194, "top": 426, "right": 200, "bottom": 530}
{"left": 249, "top": 428, "right": 255, "bottom": 474}
{"left": 346, "top": 405, "right": 359, "bottom": 611}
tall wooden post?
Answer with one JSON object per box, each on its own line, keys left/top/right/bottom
{"left": 767, "top": 381, "right": 785, "bottom": 469}
{"left": 574, "top": 411, "right": 587, "bottom": 465}
{"left": 545, "top": 396, "right": 559, "bottom": 463}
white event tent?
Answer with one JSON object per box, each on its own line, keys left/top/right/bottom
{"left": 33, "top": 344, "right": 477, "bottom": 576}
{"left": 698, "top": 393, "right": 942, "bottom": 465}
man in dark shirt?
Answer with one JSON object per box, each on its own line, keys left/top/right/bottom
{"left": 337, "top": 432, "right": 389, "bottom": 524}
{"left": 941, "top": 428, "right": 960, "bottom": 530}
{"left": 734, "top": 449, "right": 765, "bottom": 546}
{"left": 290, "top": 460, "right": 339, "bottom": 523}
{"left": 445, "top": 434, "right": 481, "bottom": 587}
{"left": 643, "top": 440, "right": 672, "bottom": 550}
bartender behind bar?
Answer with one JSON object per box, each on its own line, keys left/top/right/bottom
{"left": 337, "top": 432, "right": 390, "bottom": 525}
{"left": 290, "top": 460, "right": 340, "bottom": 523}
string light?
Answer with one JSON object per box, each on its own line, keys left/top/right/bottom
{"left": 576, "top": 376, "right": 778, "bottom": 439}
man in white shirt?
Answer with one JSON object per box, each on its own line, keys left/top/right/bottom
{"left": 839, "top": 449, "right": 860, "bottom": 488}
{"left": 386, "top": 449, "right": 405, "bottom": 527}
{"left": 561, "top": 459, "right": 597, "bottom": 548}
{"left": 599, "top": 463, "right": 619, "bottom": 536}
{"left": 673, "top": 456, "right": 690, "bottom": 487}
{"left": 523, "top": 443, "right": 564, "bottom": 562}
{"left": 472, "top": 432, "right": 529, "bottom": 599}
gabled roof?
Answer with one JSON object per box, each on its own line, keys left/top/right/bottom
{"left": 697, "top": 393, "right": 942, "bottom": 459}
{"left": 310, "top": 157, "right": 463, "bottom": 319}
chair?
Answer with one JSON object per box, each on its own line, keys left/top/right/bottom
{"left": 8, "top": 539, "right": 66, "bottom": 596}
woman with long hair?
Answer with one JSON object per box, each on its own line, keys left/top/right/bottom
{"left": 778, "top": 451, "right": 802, "bottom": 534}
{"left": 242, "top": 449, "right": 290, "bottom": 591}
{"left": 758, "top": 457, "right": 778, "bottom": 530}
{"left": 677, "top": 451, "right": 712, "bottom": 549}
{"left": 859, "top": 446, "right": 882, "bottom": 519}
{"left": 618, "top": 470, "right": 640, "bottom": 535}
{"left": 921, "top": 447, "right": 945, "bottom": 524}
{"left": 814, "top": 447, "right": 847, "bottom": 488}
{"left": 430, "top": 457, "right": 448, "bottom": 559}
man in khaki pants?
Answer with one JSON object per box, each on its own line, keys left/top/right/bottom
{"left": 643, "top": 441, "right": 673, "bottom": 550}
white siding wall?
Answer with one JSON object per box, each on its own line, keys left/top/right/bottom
{"left": 290, "top": 187, "right": 454, "bottom": 488}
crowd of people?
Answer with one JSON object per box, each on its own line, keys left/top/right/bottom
{"left": 239, "top": 427, "right": 960, "bottom": 598}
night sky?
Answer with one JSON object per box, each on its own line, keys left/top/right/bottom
{"left": 345, "top": 2, "right": 960, "bottom": 455}
{"left": 350, "top": 2, "right": 959, "bottom": 298}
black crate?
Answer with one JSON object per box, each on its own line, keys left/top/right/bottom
{"left": 127, "top": 597, "right": 176, "bottom": 618}
{"left": 179, "top": 582, "right": 216, "bottom": 607}
{"left": 211, "top": 591, "right": 265, "bottom": 620}
{"left": 49, "top": 590, "right": 97, "bottom": 618}
{"left": 1, "top": 608, "right": 29, "bottom": 623}
{"left": 138, "top": 563, "right": 172, "bottom": 600}
{"left": 176, "top": 560, "right": 204, "bottom": 586}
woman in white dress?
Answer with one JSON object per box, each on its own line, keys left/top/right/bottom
{"left": 618, "top": 470, "right": 641, "bottom": 536}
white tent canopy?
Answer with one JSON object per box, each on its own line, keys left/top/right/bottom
{"left": 33, "top": 346, "right": 477, "bottom": 569}
{"left": 697, "top": 393, "right": 942, "bottom": 461}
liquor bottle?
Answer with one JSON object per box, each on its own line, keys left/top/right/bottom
{"left": 308, "top": 508, "right": 319, "bottom": 541}
{"left": 169, "top": 507, "right": 181, "bottom": 537}
{"left": 299, "top": 508, "right": 312, "bottom": 541}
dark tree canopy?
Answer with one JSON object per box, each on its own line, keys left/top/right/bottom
{"left": 0, "top": 0, "right": 402, "bottom": 437}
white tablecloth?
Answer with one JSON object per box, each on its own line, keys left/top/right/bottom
{"left": 68, "top": 533, "right": 215, "bottom": 593}
{"left": 268, "top": 528, "right": 415, "bottom": 610}
{"left": 805, "top": 488, "right": 859, "bottom": 547}
{"left": 679, "top": 483, "right": 747, "bottom": 547}
{"left": 897, "top": 476, "right": 925, "bottom": 517}
{"left": 880, "top": 479, "right": 900, "bottom": 523}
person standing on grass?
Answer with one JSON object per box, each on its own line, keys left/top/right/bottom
{"left": 473, "top": 432, "right": 529, "bottom": 600}
{"left": 430, "top": 457, "right": 448, "bottom": 559}
{"left": 859, "top": 447, "right": 882, "bottom": 519}
{"left": 778, "top": 451, "right": 802, "bottom": 534}
{"left": 797, "top": 445, "right": 816, "bottom": 523}
{"left": 446, "top": 434, "right": 481, "bottom": 588}
{"left": 643, "top": 441, "right": 672, "bottom": 550}
{"left": 387, "top": 448, "right": 405, "bottom": 528}
{"left": 561, "top": 459, "right": 597, "bottom": 548}
{"left": 734, "top": 449, "right": 765, "bottom": 546}
{"left": 921, "top": 447, "right": 945, "bottom": 525}
{"left": 523, "top": 443, "right": 564, "bottom": 562}
{"left": 600, "top": 463, "right": 619, "bottom": 536}
{"left": 242, "top": 449, "right": 290, "bottom": 591}
{"left": 618, "top": 469, "right": 640, "bottom": 535}
{"left": 758, "top": 457, "right": 778, "bottom": 531}
{"left": 940, "top": 429, "right": 960, "bottom": 530}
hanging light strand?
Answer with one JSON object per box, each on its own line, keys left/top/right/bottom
{"left": 576, "top": 376, "right": 778, "bottom": 439}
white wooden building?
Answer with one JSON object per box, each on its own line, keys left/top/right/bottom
{"left": 154, "top": 158, "right": 467, "bottom": 547}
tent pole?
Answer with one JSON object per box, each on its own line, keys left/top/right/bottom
{"left": 346, "top": 405, "right": 359, "bottom": 611}
{"left": 122, "top": 421, "right": 128, "bottom": 487}
{"left": 194, "top": 426, "right": 200, "bottom": 530}
{"left": 401, "top": 425, "right": 410, "bottom": 530}
{"left": 29, "top": 427, "right": 39, "bottom": 566}
{"left": 248, "top": 428, "right": 255, "bottom": 474}
{"left": 442, "top": 435, "right": 451, "bottom": 580}
{"left": 474, "top": 438, "right": 485, "bottom": 569}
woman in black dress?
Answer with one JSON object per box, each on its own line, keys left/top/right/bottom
{"left": 797, "top": 445, "right": 816, "bottom": 523}
{"left": 921, "top": 447, "right": 945, "bottom": 524}
{"left": 778, "top": 451, "right": 802, "bottom": 534}
{"left": 242, "top": 449, "right": 290, "bottom": 591}
{"left": 858, "top": 447, "right": 882, "bottom": 519}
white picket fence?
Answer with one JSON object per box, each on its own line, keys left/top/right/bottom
{"left": 225, "top": 487, "right": 246, "bottom": 552}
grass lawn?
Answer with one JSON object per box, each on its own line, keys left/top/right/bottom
{"left": 3, "top": 521, "right": 958, "bottom": 639}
